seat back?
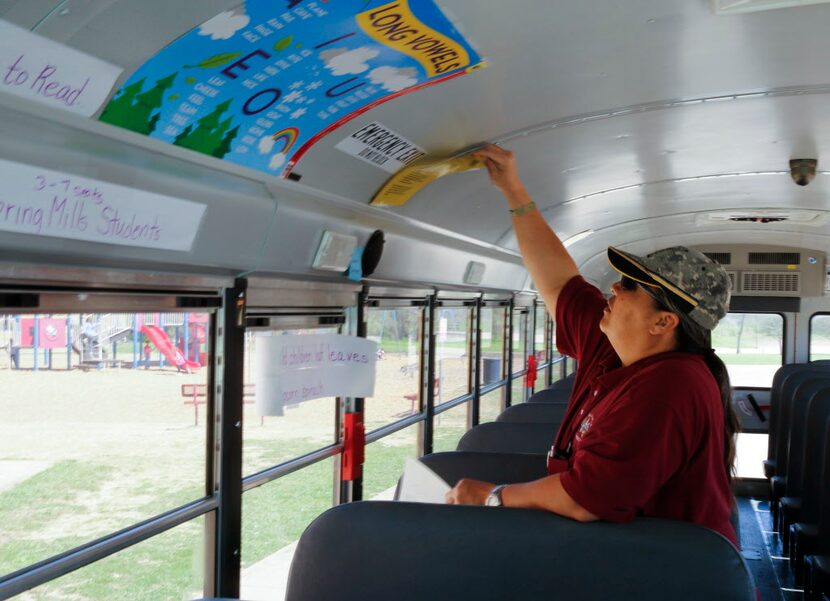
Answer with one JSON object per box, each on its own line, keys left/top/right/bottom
{"left": 286, "top": 501, "right": 756, "bottom": 601}
{"left": 496, "top": 402, "right": 569, "bottom": 423}
{"left": 527, "top": 387, "right": 571, "bottom": 403}
{"left": 818, "top": 420, "right": 830, "bottom": 554}
{"left": 800, "top": 390, "right": 830, "bottom": 522}
{"left": 419, "top": 451, "right": 548, "bottom": 487}
{"left": 550, "top": 371, "right": 575, "bottom": 391}
{"left": 768, "top": 362, "right": 830, "bottom": 473}
{"left": 456, "top": 422, "right": 558, "bottom": 454}
{"left": 784, "top": 378, "right": 830, "bottom": 498}
{"left": 771, "top": 367, "right": 830, "bottom": 480}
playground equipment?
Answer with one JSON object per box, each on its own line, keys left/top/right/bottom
{"left": 8, "top": 313, "right": 207, "bottom": 370}
{"left": 141, "top": 325, "right": 201, "bottom": 371}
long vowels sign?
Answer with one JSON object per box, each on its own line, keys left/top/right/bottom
{"left": 0, "top": 19, "right": 122, "bottom": 116}
{"left": 0, "top": 158, "right": 206, "bottom": 252}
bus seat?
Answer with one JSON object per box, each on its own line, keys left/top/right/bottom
{"left": 496, "top": 402, "right": 569, "bottom": 423}
{"left": 550, "top": 372, "right": 576, "bottom": 391}
{"left": 285, "top": 501, "right": 756, "bottom": 601}
{"left": 778, "top": 378, "right": 830, "bottom": 548}
{"left": 790, "top": 392, "right": 830, "bottom": 584}
{"left": 765, "top": 362, "right": 830, "bottom": 480}
{"left": 768, "top": 367, "right": 830, "bottom": 529}
{"left": 417, "top": 451, "right": 547, "bottom": 488}
{"left": 527, "top": 387, "right": 571, "bottom": 403}
{"left": 456, "top": 422, "right": 558, "bottom": 454}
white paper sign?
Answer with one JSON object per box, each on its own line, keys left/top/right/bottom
{"left": 335, "top": 122, "right": 426, "bottom": 174}
{"left": 0, "top": 19, "right": 122, "bottom": 117}
{"left": 0, "top": 158, "right": 206, "bottom": 251}
{"left": 254, "top": 333, "right": 378, "bottom": 416}
{"left": 397, "top": 458, "right": 451, "bottom": 504}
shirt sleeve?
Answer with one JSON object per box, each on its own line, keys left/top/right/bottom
{"left": 555, "top": 276, "right": 608, "bottom": 363}
{"left": 558, "top": 382, "right": 688, "bottom": 523}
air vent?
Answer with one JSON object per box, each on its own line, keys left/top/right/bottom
{"left": 704, "top": 252, "right": 731, "bottom": 265}
{"left": 741, "top": 271, "right": 801, "bottom": 294}
{"left": 726, "top": 271, "right": 738, "bottom": 291}
{"left": 748, "top": 252, "right": 801, "bottom": 265}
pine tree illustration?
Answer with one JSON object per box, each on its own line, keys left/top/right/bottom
{"left": 174, "top": 99, "right": 236, "bottom": 154}
{"left": 213, "top": 125, "right": 239, "bottom": 158}
{"left": 99, "top": 73, "right": 176, "bottom": 135}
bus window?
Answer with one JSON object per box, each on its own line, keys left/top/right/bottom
{"left": 241, "top": 458, "right": 336, "bottom": 599}
{"left": 479, "top": 388, "right": 505, "bottom": 424}
{"left": 432, "top": 401, "right": 471, "bottom": 453}
{"left": 435, "top": 307, "right": 471, "bottom": 405}
{"left": 0, "top": 311, "right": 211, "bottom": 593}
{"left": 480, "top": 307, "right": 506, "bottom": 388}
{"left": 362, "top": 425, "right": 420, "bottom": 500}
{"left": 364, "top": 307, "right": 423, "bottom": 429}
{"left": 534, "top": 305, "right": 548, "bottom": 388}
{"left": 711, "top": 313, "right": 784, "bottom": 389}
{"left": 511, "top": 308, "right": 528, "bottom": 375}
{"left": 809, "top": 314, "right": 830, "bottom": 361}
{"left": 242, "top": 327, "right": 340, "bottom": 477}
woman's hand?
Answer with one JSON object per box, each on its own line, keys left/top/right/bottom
{"left": 472, "top": 143, "right": 526, "bottom": 197}
{"left": 445, "top": 478, "right": 495, "bottom": 505}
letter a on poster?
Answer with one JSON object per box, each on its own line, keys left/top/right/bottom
{"left": 254, "top": 333, "right": 377, "bottom": 416}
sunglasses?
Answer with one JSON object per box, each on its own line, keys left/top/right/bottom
{"left": 619, "top": 275, "right": 641, "bottom": 292}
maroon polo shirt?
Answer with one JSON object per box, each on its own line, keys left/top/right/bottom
{"left": 551, "top": 275, "right": 736, "bottom": 546}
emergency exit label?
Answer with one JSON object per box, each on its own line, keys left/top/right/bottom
{"left": 335, "top": 122, "right": 426, "bottom": 173}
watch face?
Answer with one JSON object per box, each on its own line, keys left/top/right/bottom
{"left": 485, "top": 494, "right": 499, "bottom": 507}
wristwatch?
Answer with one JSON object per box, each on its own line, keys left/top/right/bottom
{"left": 485, "top": 484, "right": 507, "bottom": 507}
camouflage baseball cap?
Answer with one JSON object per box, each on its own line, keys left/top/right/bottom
{"left": 607, "top": 245, "right": 731, "bottom": 330}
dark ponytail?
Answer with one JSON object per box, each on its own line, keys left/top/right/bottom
{"left": 674, "top": 320, "right": 740, "bottom": 482}
{"left": 650, "top": 292, "right": 740, "bottom": 482}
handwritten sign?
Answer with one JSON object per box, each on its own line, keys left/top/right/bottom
{"left": 0, "top": 19, "right": 122, "bottom": 116}
{"left": 254, "top": 333, "right": 377, "bottom": 416}
{"left": 0, "top": 158, "right": 206, "bottom": 251}
{"left": 98, "top": 0, "right": 484, "bottom": 177}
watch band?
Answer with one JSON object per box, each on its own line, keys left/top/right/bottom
{"left": 486, "top": 484, "right": 507, "bottom": 507}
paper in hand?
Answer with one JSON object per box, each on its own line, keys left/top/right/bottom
{"left": 397, "top": 457, "right": 451, "bottom": 504}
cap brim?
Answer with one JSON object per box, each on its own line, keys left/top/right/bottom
{"left": 607, "top": 246, "right": 699, "bottom": 313}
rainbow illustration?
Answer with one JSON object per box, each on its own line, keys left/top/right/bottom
{"left": 271, "top": 127, "right": 299, "bottom": 154}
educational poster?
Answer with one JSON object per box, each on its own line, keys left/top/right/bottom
{"left": 98, "top": 0, "right": 485, "bottom": 177}
{"left": 254, "top": 333, "right": 377, "bottom": 416}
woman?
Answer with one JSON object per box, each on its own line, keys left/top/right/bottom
{"left": 446, "top": 145, "right": 739, "bottom": 546}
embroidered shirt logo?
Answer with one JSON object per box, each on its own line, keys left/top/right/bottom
{"left": 575, "top": 414, "right": 594, "bottom": 442}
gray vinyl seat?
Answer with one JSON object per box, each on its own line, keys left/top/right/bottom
{"left": 527, "top": 387, "right": 571, "bottom": 403}
{"left": 456, "top": 422, "right": 558, "bottom": 454}
{"left": 496, "top": 401, "right": 569, "bottom": 423}
{"left": 285, "top": 501, "right": 756, "bottom": 601}
{"left": 789, "top": 389, "right": 830, "bottom": 583}
{"left": 550, "top": 372, "right": 575, "bottom": 391}
{"left": 765, "top": 362, "right": 830, "bottom": 479}
{"left": 777, "top": 377, "right": 830, "bottom": 547}
{"left": 769, "top": 366, "right": 830, "bottom": 528}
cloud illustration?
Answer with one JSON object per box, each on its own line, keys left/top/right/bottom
{"left": 269, "top": 153, "right": 287, "bottom": 170}
{"left": 258, "top": 136, "right": 275, "bottom": 155}
{"left": 321, "top": 47, "right": 379, "bottom": 76}
{"left": 368, "top": 66, "right": 418, "bottom": 92}
{"left": 198, "top": 11, "right": 250, "bottom": 40}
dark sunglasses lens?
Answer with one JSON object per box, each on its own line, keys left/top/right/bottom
{"left": 620, "top": 276, "right": 638, "bottom": 291}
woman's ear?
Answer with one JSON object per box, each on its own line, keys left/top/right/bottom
{"left": 650, "top": 311, "right": 680, "bottom": 335}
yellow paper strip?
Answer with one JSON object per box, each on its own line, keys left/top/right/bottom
{"left": 370, "top": 155, "right": 484, "bottom": 206}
